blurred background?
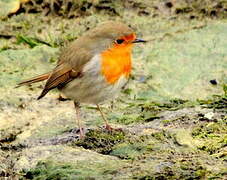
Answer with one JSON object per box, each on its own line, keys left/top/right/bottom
{"left": 0, "top": 0, "right": 226, "bottom": 179}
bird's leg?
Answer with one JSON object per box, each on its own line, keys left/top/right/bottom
{"left": 74, "top": 101, "right": 84, "bottom": 139}
{"left": 58, "top": 93, "right": 70, "bottom": 101}
{"left": 96, "top": 104, "right": 113, "bottom": 131}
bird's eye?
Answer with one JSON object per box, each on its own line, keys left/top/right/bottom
{"left": 115, "top": 39, "right": 124, "bottom": 44}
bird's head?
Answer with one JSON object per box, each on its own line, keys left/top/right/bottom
{"left": 81, "top": 21, "right": 146, "bottom": 54}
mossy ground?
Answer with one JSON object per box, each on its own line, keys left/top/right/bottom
{"left": 0, "top": 0, "right": 227, "bottom": 179}
{"left": 73, "top": 129, "right": 126, "bottom": 154}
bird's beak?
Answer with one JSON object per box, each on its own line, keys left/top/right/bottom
{"left": 132, "top": 38, "right": 147, "bottom": 43}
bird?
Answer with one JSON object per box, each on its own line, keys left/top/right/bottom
{"left": 17, "top": 21, "right": 146, "bottom": 138}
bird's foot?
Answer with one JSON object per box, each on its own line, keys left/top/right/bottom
{"left": 79, "top": 127, "right": 85, "bottom": 139}
{"left": 104, "top": 124, "right": 123, "bottom": 132}
{"left": 71, "top": 127, "right": 85, "bottom": 139}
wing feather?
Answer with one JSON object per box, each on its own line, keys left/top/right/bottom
{"left": 37, "top": 63, "right": 74, "bottom": 99}
{"left": 17, "top": 37, "right": 95, "bottom": 100}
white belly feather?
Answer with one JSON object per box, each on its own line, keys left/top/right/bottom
{"left": 61, "top": 54, "right": 128, "bottom": 104}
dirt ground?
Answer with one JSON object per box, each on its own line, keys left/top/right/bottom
{"left": 0, "top": 0, "right": 226, "bottom": 179}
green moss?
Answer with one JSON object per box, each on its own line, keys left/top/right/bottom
{"left": 72, "top": 129, "right": 125, "bottom": 154}
{"left": 151, "top": 130, "right": 170, "bottom": 142}
{"left": 110, "top": 99, "right": 191, "bottom": 125}
{"left": 162, "top": 119, "right": 171, "bottom": 125}
{"left": 114, "top": 95, "right": 226, "bottom": 126}
{"left": 132, "top": 151, "right": 215, "bottom": 180}
{"left": 111, "top": 112, "right": 160, "bottom": 125}
{"left": 192, "top": 120, "right": 227, "bottom": 155}
{"left": 223, "top": 84, "right": 227, "bottom": 96}
{"left": 134, "top": 164, "right": 210, "bottom": 180}
{"left": 141, "top": 99, "right": 193, "bottom": 112}
{"left": 110, "top": 114, "right": 142, "bottom": 125}
{"left": 198, "top": 94, "right": 227, "bottom": 110}
{"left": 161, "top": 116, "right": 185, "bottom": 125}
{"left": 16, "top": 35, "right": 52, "bottom": 48}
{"left": 177, "top": 163, "right": 209, "bottom": 179}
{"left": 110, "top": 143, "right": 143, "bottom": 160}
{"left": 22, "top": 160, "right": 120, "bottom": 180}
{"left": 110, "top": 137, "right": 150, "bottom": 160}
{"left": 0, "top": 45, "right": 11, "bottom": 52}
{"left": 73, "top": 130, "right": 155, "bottom": 160}
{"left": 23, "top": 161, "right": 71, "bottom": 179}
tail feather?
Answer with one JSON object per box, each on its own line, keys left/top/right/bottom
{"left": 37, "top": 88, "right": 52, "bottom": 100}
{"left": 16, "top": 72, "right": 50, "bottom": 87}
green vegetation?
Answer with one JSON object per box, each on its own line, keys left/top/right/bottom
{"left": 192, "top": 119, "right": 227, "bottom": 155}
{"left": 0, "top": 0, "right": 226, "bottom": 179}
{"left": 73, "top": 129, "right": 126, "bottom": 154}
{"left": 23, "top": 159, "right": 122, "bottom": 180}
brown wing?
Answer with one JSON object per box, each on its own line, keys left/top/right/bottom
{"left": 37, "top": 63, "right": 73, "bottom": 99}
{"left": 17, "top": 72, "right": 50, "bottom": 87}
{"left": 37, "top": 45, "right": 93, "bottom": 100}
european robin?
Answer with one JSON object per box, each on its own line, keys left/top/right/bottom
{"left": 17, "top": 21, "right": 146, "bottom": 138}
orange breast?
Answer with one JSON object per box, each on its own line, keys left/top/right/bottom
{"left": 101, "top": 44, "right": 133, "bottom": 84}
